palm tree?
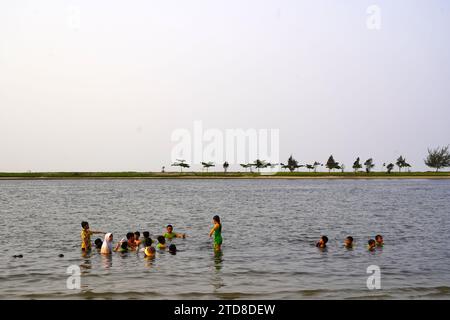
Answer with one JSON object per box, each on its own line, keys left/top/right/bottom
{"left": 386, "top": 163, "right": 394, "bottom": 173}
{"left": 326, "top": 155, "right": 339, "bottom": 173}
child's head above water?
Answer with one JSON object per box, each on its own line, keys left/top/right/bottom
{"left": 169, "top": 244, "right": 177, "bottom": 254}
{"left": 166, "top": 225, "right": 173, "bottom": 233}
{"left": 143, "top": 231, "right": 150, "bottom": 239}
{"left": 81, "top": 221, "right": 89, "bottom": 230}
{"left": 144, "top": 237, "right": 153, "bottom": 247}
{"left": 134, "top": 231, "right": 140, "bottom": 240}
{"left": 94, "top": 238, "right": 103, "bottom": 249}
{"left": 316, "top": 235, "right": 328, "bottom": 248}
{"left": 157, "top": 236, "right": 166, "bottom": 245}
{"left": 344, "top": 236, "right": 354, "bottom": 247}
{"left": 126, "top": 232, "right": 135, "bottom": 241}
{"left": 144, "top": 246, "right": 155, "bottom": 257}
{"left": 375, "top": 235, "right": 383, "bottom": 245}
{"left": 121, "top": 241, "right": 128, "bottom": 251}
{"left": 368, "top": 239, "right": 376, "bottom": 250}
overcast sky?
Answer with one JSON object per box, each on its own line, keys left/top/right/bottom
{"left": 1, "top": 0, "right": 449, "bottom": 172}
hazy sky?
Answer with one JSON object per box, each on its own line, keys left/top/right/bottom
{"left": 1, "top": 0, "right": 449, "bottom": 172}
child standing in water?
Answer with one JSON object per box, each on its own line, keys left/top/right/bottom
{"left": 209, "top": 215, "right": 223, "bottom": 251}
{"left": 80, "top": 221, "right": 104, "bottom": 252}
{"left": 164, "top": 225, "right": 186, "bottom": 239}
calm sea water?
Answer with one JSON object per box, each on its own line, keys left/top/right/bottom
{"left": 0, "top": 179, "right": 449, "bottom": 300}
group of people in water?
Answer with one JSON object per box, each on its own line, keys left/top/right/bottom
{"left": 80, "top": 215, "right": 223, "bottom": 258}
{"left": 81, "top": 216, "right": 383, "bottom": 259}
{"left": 316, "top": 234, "right": 384, "bottom": 251}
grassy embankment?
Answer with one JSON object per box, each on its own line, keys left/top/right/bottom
{"left": 0, "top": 171, "right": 449, "bottom": 179}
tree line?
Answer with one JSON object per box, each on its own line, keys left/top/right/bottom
{"left": 169, "top": 146, "right": 450, "bottom": 173}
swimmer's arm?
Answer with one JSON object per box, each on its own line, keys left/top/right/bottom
{"left": 91, "top": 230, "right": 105, "bottom": 235}
{"left": 209, "top": 224, "right": 219, "bottom": 237}
{"left": 175, "top": 233, "right": 186, "bottom": 239}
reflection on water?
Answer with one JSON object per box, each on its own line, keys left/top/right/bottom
{"left": 1, "top": 179, "right": 450, "bottom": 299}
{"left": 102, "top": 255, "right": 113, "bottom": 269}
{"left": 212, "top": 250, "right": 224, "bottom": 290}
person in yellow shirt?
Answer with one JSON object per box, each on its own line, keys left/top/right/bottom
{"left": 81, "top": 221, "right": 104, "bottom": 251}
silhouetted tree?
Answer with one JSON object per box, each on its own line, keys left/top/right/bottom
{"left": 364, "top": 158, "right": 375, "bottom": 173}
{"left": 386, "top": 163, "right": 394, "bottom": 173}
{"left": 326, "top": 155, "right": 339, "bottom": 173}
{"left": 425, "top": 146, "right": 450, "bottom": 172}
{"left": 352, "top": 157, "right": 362, "bottom": 173}
{"left": 223, "top": 161, "right": 229, "bottom": 173}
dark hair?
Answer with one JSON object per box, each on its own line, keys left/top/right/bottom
{"left": 375, "top": 235, "right": 383, "bottom": 241}
{"left": 368, "top": 239, "right": 375, "bottom": 245}
{"left": 81, "top": 221, "right": 89, "bottom": 228}
{"left": 94, "top": 238, "right": 103, "bottom": 249}
{"left": 213, "top": 215, "right": 221, "bottom": 224}
{"left": 346, "top": 236, "right": 353, "bottom": 242}
{"left": 143, "top": 231, "right": 150, "bottom": 238}
{"left": 157, "top": 236, "right": 165, "bottom": 244}
{"left": 169, "top": 244, "right": 177, "bottom": 253}
{"left": 126, "top": 232, "right": 134, "bottom": 240}
{"left": 134, "top": 231, "right": 140, "bottom": 238}
{"left": 322, "top": 236, "right": 328, "bottom": 243}
{"left": 167, "top": 224, "right": 173, "bottom": 229}
{"left": 121, "top": 241, "right": 128, "bottom": 250}
{"left": 144, "top": 238, "right": 153, "bottom": 247}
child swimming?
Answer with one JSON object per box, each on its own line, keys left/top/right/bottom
{"left": 80, "top": 221, "right": 104, "bottom": 252}
{"left": 156, "top": 236, "right": 166, "bottom": 250}
{"left": 163, "top": 225, "right": 186, "bottom": 239}
{"left": 344, "top": 236, "right": 354, "bottom": 249}
{"left": 169, "top": 244, "right": 177, "bottom": 255}
{"left": 134, "top": 231, "right": 142, "bottom": 246}
{"left": 209, "top": 215, "right": 223, "bottom": 251}
{"left": 94, "top": 238, "right": 103, "bottom": 250}
{"left": 117, "top": 240, "right": 129, "bottom": 253}
{"left": 316, "top": 236, "right": 328, "bottom": 249}
{"left": 375, "top": 235, "right": 384, "bottom": 247}
{"left": 126, "top": 232, "right": 137, "bottom": 251}
{"left": 144, "top": 246, "right": 156, "bottom": 258}
{"left": 368, "top": 239, "right": 376, "bottom": 251}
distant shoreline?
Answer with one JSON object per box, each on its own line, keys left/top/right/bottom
{"left": 1, "top": 172, "right": 449, "bottom": 180}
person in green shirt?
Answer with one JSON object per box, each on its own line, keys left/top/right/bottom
{"left": 209, "top": 215, "right": 222, "bottom": 251}
{"left": 163, "top": 225, "right": 186, "bottom": 239}
{"left": 156, "top": 236, "right": 166, "bottom": 250}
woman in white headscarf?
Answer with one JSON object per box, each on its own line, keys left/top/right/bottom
{"left": 101, "top": 233, "right": 113, "bottom": 254}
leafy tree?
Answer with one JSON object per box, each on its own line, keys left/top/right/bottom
{"left": 313, "top": 161, "right": 322, "bottom": 173}
{"left": 287, "top": 155, "right": 302, "bottom": 172}
{"left": 424, "top": 146, "right": 450, "bottom": 172}
{"left": 201, "top": 162, "right": 215, "bottom": 172}
{"left": 305, "top": 164, "right": 314, "bottom": 172}
{"left": 223, "top": 161, "right": 229, "bottom": 173}
{"left": 386, "top": 163, "right": 394, "bottom": 173}
{"left": 396, "top": 156, "right": 407, "bottom": 172}
{"left": 352, "top": 157, "right": 362, "bottom": 173}
{"left": 326, "top": 155, "right": 339, "bottom": 173}
{"left": 171, "top": 159, "right": 190, "bottom": 172}
{"left": 364, "top": 158, "right": 375, "bottom": 173}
